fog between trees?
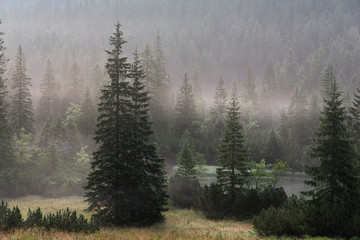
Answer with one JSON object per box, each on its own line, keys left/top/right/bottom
{"left": 0, "top": 0, "right": 359, "bottom": 195}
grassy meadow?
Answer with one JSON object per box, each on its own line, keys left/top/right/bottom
{"left": 0, "top": 196, "right": 334, "bottom": 240}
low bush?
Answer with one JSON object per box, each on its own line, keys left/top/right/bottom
{"left": 232, "top": 187, "right": 287, "bottom": 218}
{"left": 198, "top": 183, "right": 228, "bottom": 220}
{"left": 0, "top": 201, "right": 23, "bottom": 230}
{"left": 253, "top": 195, "right": 309, "bottom": 237}
{"left": 0, "top": 201, "right": 99, "bottom": 233}
{"left": 169, "top": 174, "right": 201, "bottom": 209}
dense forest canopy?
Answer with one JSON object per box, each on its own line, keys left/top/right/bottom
{"left": 1, "top": 0, "right": 360, "bottom": 197}
{"left": 1, "top": 0, "right": 360, "bottom": 101}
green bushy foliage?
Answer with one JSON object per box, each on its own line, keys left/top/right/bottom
{"left": 42, "top": 208, "right": 99, "bottom": 233}
{"left": 253, "top": 196, "right": 309, "bottom": 237}
{"left": 25, "top": 208, "right": 42, "bottom": 228}
{"left": 198, "top": 183, "right": 228, "bottom": 220}
{"left": 169, "top": 174, "right": 201, "bottom": 209}
{"left": 0, "top": 201, "right": 99, "bottom": 233}
{"left": 0, "top": 201, "right": 23, "bottom": 231}
{"left": 305, "top": 199, "right": 360, "bottom": 237}
{"left": 233, "top": 187, "right": 287, "bottom": 218}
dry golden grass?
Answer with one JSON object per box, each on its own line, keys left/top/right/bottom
{"left": 1, "top": 195, "right": 259, "bottom": 240}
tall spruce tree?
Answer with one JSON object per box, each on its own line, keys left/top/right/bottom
{"left": 37, "top": 58, "right": 59, "bottom": 122}
{"left": 216, "top": 83, "right": 248, "bottom": 203}
{"left": 85, "top": 24, "right": 167, "bottom": 226}
{"left": 350, "top": 88, "right": 360, "bottom": 134}
{"left": 10, "top": 45, "right": 34, "bottom": 135}
{"left": 126, "top": 48, "right": 167, "bottom": 224}
{"left": 349, "top": 88, "right": 360, "bottom": 171}
{"left": 303, "top": 64, "right": 358, "bottom": 236}
{"left": 175, "top": 73, "right": 197, "bottom": 134}
{"left": 85, "top": 23, "right": 132, "bottom": 225}
{"left": 211, "top": 76, "right": 227, "bottom": 120}
{"left": 0, "top": 21, "right": 18, "bottom": 197}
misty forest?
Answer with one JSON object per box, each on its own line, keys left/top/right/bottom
{"left": 0, "top": 0, "right": 360, "bottom": 239}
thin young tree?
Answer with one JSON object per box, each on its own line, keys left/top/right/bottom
{"left": 216, "top": 83, "right": 249, "bottom": 203}
{"left": 10, "top": 45, "right": 34, "bottom": 136}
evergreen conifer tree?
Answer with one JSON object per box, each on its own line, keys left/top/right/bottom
{"left": 350, "top": 88, "right": 360, "bottom": 134}
{"left": 85, "top": 24, "right": 167, "bottom": 226}
{"left": 175, "top": 73, "right": 197, "bottom": 134}
{"left": 37, "top": 58, "right": 59, "bottom": 122}
{"left": 303, "top": 64, "right": 358, "bottom": 236}
{"left": 216, "top": 83, "right": 248, "bottom": 203}
{"left": 169, "top": 130, "right": 200, "bottom": 208}
{"left": 85, "top": 23, "right": 131, "bottom": 225}
{"left": 125, "top": 48, "right": 168, "bottom": 224}
{"left": 210, "top": 76, "right": 227, "bottom": 120}
{"left": 0, "top": 21, "right": 18, "bottom": 197}
{"left": 10, "top": 45, "right": 34, "bottom": 136}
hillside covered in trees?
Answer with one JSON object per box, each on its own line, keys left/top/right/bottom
{"left": 1, "top": 0, "right": 360, "bottom": 238}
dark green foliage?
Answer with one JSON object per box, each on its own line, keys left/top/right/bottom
{"left": 253, "top": 196, "right": 309, "bottom": 237}
{"left": 198, "top": 183, "right": 228, "bottom": 220}
{"left": 85, "top": 25, "right": 167, "bottom": 226}
{"left": 25, "top": 208, "right": 43, "bottom": 228}
{"left": 232, "top": 187, "right": 287, "bottom": 218}
{"left": 304, "top": 64, "right": 358, "bottom": 209}
{"left": 0, "top": 201, "right": 23, "bottom": 231}
{"left": 0, "top": 21, "right": 18, "bottom": 198}
{"left": 169, "top": 175, "right": 200, "bottom": 209}
{"left": 350, "top": 88, "right": 360, "bottom": 159}
{"left": 0, "top": 202, "right": 98, "bottom": 233}
{"left": 85, "top": 23, "right": 133, "bottom": 225}
{"left": 216, "top": 84, "right": 249, "bottom": 202}
{"left": 169, "top": 131, "right": 201, "bottom": 208}
{"left": 10, "top": 45, "right": 34, "bottom": 135}
{"left": 264, "top": 128, "right": 282, "bottom": 164}
{"left": 41, "top": 208, "right": 99, "bottom": 233}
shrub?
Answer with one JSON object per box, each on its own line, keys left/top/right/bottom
{"left": 232, "top": 187, "right": 287, "bottom": 218}
{"left": 169, "top": 174, "right": 201, "bottom": 209}
{"left": 25, "top": 208, "right": 43, "bottom": 228}
{"left": 253, "top": 195, "right": 309, "bottom": 237}
{"left": 198, "top": 183, "right": 228, "bottom": 220}
{"left": 0, "top": 201, "right": 23, "bottom": 231}
{"left": 305, "top": 198, "right": 360, "bottom": 238}
{"left": 42, "top": 208, "right": 99, "bottom": 233}
{"left": 0, "top": 201, "right": 99, "bottom": 233}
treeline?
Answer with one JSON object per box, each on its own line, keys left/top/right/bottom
{"left": 170, "top": 63, "right": 360, "bottom": 238}
{"left": 1, "top": 0, "right": 360, "bottom": 173}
